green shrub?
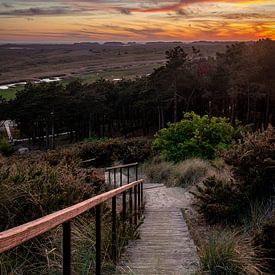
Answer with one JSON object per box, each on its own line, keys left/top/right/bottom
{"left": 174, "top": 158, "right": 211, "bottom": 188}
{"left": 0, "top": 138, "right": 14, "bottom": 157}
{"left": 193, "top": 176, "right": 245, "bottom": 224}
{"left": 153, "top": 112, "right": 235, "bottom": 162}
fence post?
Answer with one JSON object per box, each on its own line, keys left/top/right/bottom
{"left": 63, "top": 221, "right": 71, "bottom": 275}
{"left": 134, "top": 185, "right": 137, "bottom": 225}
{"left": 96, "top": 204, "right": 101, "bottom": 275}
{"left": 120, "top": 167, "right": 123, "bottom": 187}
{"left": 129, "top": 188, "right": 133, "bottom": 227}
{"left": 114, "top": 169, "right": 116, "bottom": 189}
{"left": 112, "top": 196, "right": 117, "bottom": 264}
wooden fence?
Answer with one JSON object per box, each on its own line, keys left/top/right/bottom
{"left": 0, "top": 163, "right": 144, "bottom": 275}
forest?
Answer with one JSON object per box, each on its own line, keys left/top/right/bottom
{"left": 0, "top": 38, "right": 274, "bottom": 146}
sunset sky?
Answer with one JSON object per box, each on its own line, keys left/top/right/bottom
{"left": 0, "top": 0, "right": 274, "bottom": 43}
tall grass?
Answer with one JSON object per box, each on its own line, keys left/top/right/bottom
{"left": 200, "top": 230, "right": 263, "bottom": 275}
{"left": 174, "top": 158, "right": 211, "bottom": 188}
{"left": 142, "top": 156, "right": 176, "bottom": 184}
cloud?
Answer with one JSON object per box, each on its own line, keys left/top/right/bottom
{"left": 0, "top": 6, "right": 81, "bottom": 16}
{"left": 119, "top": 8, "right": 131, "bottom": 15}
{"left": 1, "top": 3, "right": 13, "bottom": 8}
{"left": 220, "top": 12, "right": 275, "bottom": 20}
{"left": 176, "top": 9, "right": 188, "bottom": 16}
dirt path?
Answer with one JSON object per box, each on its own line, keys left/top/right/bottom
{"left": 118, "top": 184, "right": 199, "bottom": 275}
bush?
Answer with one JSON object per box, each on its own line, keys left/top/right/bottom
{"left": 200, "top": 231, "right": 261, "bottom": 274}
{"left": 142, "top": 156, "right": 175, "bottom": 184}
{"left": 223, "top": 126, "right": 275, "bottom": 201}
{"left": 79, "top": 137, "right": 152, "bottom": 166}
{"left": 193, "top": 176, "right": 245, "bottom": 224}
{"left": 0, "top": 153, "right": 107, "bottom": 231}
{"left": 0, "top": 138, "right": 14, "bottom": 157}
{"left": 174, "top": 158, "right": 211, "bottom": 188}
{"left": 153, "top": 112, "right": 235, "bottom": 162}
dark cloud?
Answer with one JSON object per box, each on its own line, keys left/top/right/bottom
{"left": 1, "top": 2, "right": 13, "bottom": 8}
{"left": 220, "top": 12, "right": 274, "bottom": 20}
{"left": 176, "top": 9, "right": 187, "bottom": 16}
{"left": 0, "top": 6, "right": 80, "bottom": 16}
{"left": 119, "top": 8, "right": 131, "bottom": 15}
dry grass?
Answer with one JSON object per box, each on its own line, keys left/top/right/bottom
{"left": 142, "top": 156, "right": 176, "bottom": 184}
{"left": 173, "top": 158, "right": 212, "bottom": 188}
{"left": 199, "top": 230, "right": 266, "bottom": 275}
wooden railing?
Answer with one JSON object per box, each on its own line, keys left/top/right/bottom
{"left": 0, "top": 163, "right": 144, "bottom": 275}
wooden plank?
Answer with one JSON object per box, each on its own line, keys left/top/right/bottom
{"left": 0, "top": 179, "right": 144, "bottom": 254}
{"left": 105, "top": 162, "right": 138, "bottom": 171}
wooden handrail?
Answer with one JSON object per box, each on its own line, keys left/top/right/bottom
{"left": 0, "top": 179, "right": 144, "bottom": 254}
{"left": 105, "top": 162, "right": 138, "bottom": 171}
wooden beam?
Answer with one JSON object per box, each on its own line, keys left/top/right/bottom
{"left": 105, "top": 162, "right": 138, "bottom": 171}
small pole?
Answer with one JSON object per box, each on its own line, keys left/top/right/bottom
{"left": 122, "top": 191, "right": 126, "bottom": 223}
{"left": 129, "top": 188, "right": 133, "bottom": 227}
{"left": 63, "top": 221, "right": 71, "bottom": 275}
{"left": 120, "top": 167, "right": 123, "bottom": 187}
{"left": 138, "top": 184, "right": 141, "bottom": 219}
{"left": 135, "top": 165, "right": 138, "bottom": 181}
{"left": 134, "top": 185, "right": 137, "bottom": 225}
{"left": 108, "top": 170, "right": 111, "bottom": 186}
{"left": 114, "top": 169, "right": 116, "bottom": 189}
{"left": 141, "top": 181, "right": 144, "bottom": 207}
{"left": 112, "top": 196, "right": 117, "bottom": 264}
{"left": 96, "top": 204, "right": 101, "bottom": 275}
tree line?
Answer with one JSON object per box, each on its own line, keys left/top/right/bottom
{"left": 0, "top": 39, "right": 274, "bottom": 147}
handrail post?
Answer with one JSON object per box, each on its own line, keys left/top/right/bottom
{"left": 112, "top": 196, "right": 117, "bottom": 264}
{"left": 134, "top": 185, "right": 137, "bottom": 225}
{"left": 120, "top": 167, "right": 123, "bottom": 187}
{"left": 63, "top": 221, "right": 71, "bottom": 275}
{"left": 138, "top": 184, "right": 141, "bottom": 219}
{"left": 108, "top": 170, "right": 111, "bottom": 186}
{"left": 96, "top": 204, "right": 101, "bottom": 275}
{"left": 141, "top": 182, "right": 144, "bottom": 207}
{"left": 114, "top": 168, "right": 116, "bottom": 189}
{"left": 129, "top": 188, "right": 133, "bottom": 228}
{"left": 122, "top": 191, "right": 126, "bottom": 223}
{"left": 135, "top": 165, "right": 138, "bottom": 181}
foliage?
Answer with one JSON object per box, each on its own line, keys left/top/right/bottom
{"left": 193, "top": 176, "right": 244, "bottom": 224}
{"left": 153, "top": 112, "right": 235, "bottom": 162}
{"left": 0, "top": 151, "right": 106, "bottom": 231}
{"left": 174, "top": 158, "right": 211, "bottom": 188}
{"left": 0, "top": 148, "right": 135, "bottom": 274}
{"left": 79, "top": 137, "right": 152, "bottom": 166}
{"left": 223, "top": 126, "right": 275, "bottom": 201}
{"left": 200, "top": 231, "right": 262, "bottom": 275}
{"left": 194, "top": 127, "right": 275, "bottom": 224}
{"left": 0, "top": 138, "right": 14, "bottom": 157}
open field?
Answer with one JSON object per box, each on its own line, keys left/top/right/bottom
{"left": 0, "top": 41, "right": 232, "bottom": 99}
